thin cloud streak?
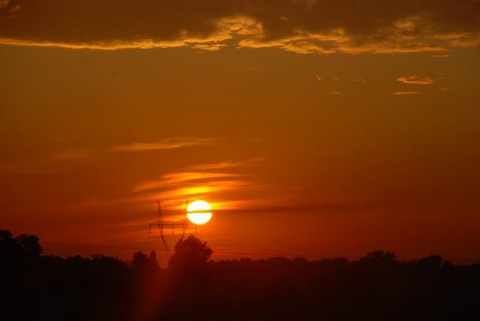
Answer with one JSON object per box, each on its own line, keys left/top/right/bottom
{"left": 0, "top": 0, "right": 9, "bottom": 10}
{"left": 131, "top": 158, "right": 270, "bottom": 212}
{"left": 0, "top": 0, "right": 479, "bottom": 54}
{"left": 392, "top": 91, "right": 421, "bottom": 95}
{"left": 110, "top": 137, "right": 219, "bottom": 152}
{"left": 397, "top": 76, "right": 434, "bottom": 85}
{"left": 133, "top": 172, "right": 244, "bottom": 193}
{"left": 188, "top": 158, "right": 265, "bottom": 171}
{"left": 432, "top": 53, "right": 451, "bottom": 58}
{"left": 156, "top": 181, "right": 256, "bottom": 205}
{"left": 0, "top": 137, "right": 217, "bottom": 175}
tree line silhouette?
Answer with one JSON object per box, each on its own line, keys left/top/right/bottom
{"left": 1, "top": 229, "right": 479, "bottom": 321}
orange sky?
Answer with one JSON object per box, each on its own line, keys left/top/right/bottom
{"left": 1, "top": 0, "right": 480, "bottom": 266}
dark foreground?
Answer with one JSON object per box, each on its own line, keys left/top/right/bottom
{"left": 1, "top": 230, "right": 479, "bottom": 321}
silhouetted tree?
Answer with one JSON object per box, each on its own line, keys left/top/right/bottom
{"left": 360, "top": 250, "right": 397, "bottom": 264}
{"left": 149, "top": 250, "right": 159, "bottom": 267}
{"left": 163, "top": 235, "right": 213, "bottom": 319}
{"left": 416, "top": 254, "right": 443, "bottom": 269}
{"left": 131, "top": 250, "right": 160, "bottom": 272}
{"left": 0, "top": 230, "right": 42, "bottom": 268}
{"left": 2, "top": 228, "right": 480, "bottom": 321}
{"left": 132, "top": 251, "right": 148, "bottom": 267}
{"left": 0, "top": 229, "right": 17, "bottom": 261}
{"left": 15, "top": 233, "right": 42, "bottom": 258}
{"left": 168, "top": 234, "right": 213, "bottom": 270}
{"left": 0, "top": 229, "right": 13, "bottom": 241}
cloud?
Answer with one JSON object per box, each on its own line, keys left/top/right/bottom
{"left": 397, "top": 76, "right": 434, "bottom": 85}
{"left": 0, "top": 137, "right": 217, "bottom": 176}
{"left": 392, "top": 91, "right": 421, "bottom": 95}
{"left": 353, "top": 78, "right": 366, "bottom": 83}
{"left": 111, "top": 137, "right": 218, "bottom": 152}
{"left": 448, "top": 34, "right": 480, "bottom": 47}
{"left": 0, "top": 0, "right": 9, "bottom": 10}
{"left": 133, "top": 172, "right": 244, "bottom": 193}
{"left": 132, "top": 158, "right": 264, "bottom": 193}
{"left": 131, "top": 158, "right": 268, "bottom": 211}
{"left": 432, "top": 53, "right": 451, "bottom": 58}
{"left": 0, "top": 0, "right": 479, "bottom": 54}
{"left": 188, "top": 158, "right": 265, "bottom": 171}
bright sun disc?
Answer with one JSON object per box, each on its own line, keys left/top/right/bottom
{"left": 186, "top": 200, "right": 213, "bottom": 225}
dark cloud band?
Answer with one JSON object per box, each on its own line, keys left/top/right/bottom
{"left": 1, "top": 0, "right": 479, "bottom": 53}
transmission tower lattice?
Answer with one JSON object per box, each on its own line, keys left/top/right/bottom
{"left": 148, "top": 200, "right": 188, "bottom": 260}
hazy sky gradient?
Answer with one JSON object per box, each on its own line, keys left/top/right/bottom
{"left": 1, "top": 0, "right": 479, "bottom": 266}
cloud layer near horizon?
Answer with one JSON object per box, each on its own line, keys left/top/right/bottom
{"left": 1, "top": 0, "right": 479, "bottom": 54}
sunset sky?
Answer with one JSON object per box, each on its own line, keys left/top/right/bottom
{"left": 1, "top": 0, "right": 479, "bottom": 266}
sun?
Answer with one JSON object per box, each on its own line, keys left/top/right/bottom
{"left": 186, "top": 200, "right": 213, "bottom": 225}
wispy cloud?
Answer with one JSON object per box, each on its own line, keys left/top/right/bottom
{"left": 131, "top": 158, "right": 268, "bottom": 211}
{"left": 448, "top": 35, "right": 480, "bottom": 48}
{"left": 392, "top": 91, "right": 421, "bottom": 95}
{"left": 0, "top": 0, "right": 9, "bottom": 10}
{"left": 1, "top": 0, "right": 479, "bottom": 54}
{"left": 432, "top": 53, "right": 451, "bottom": 58}
{"left": 188, "top": 158, "right": 265, "bottom": 171}
{"left": 133, "top": 172, "right": 244, "bottom": 193}
{"left": 0, "top": 137, "right": 217, "bottom": 176}
{"left": 156, "top": 180, "right": 258, "bottom": 207}
{"left": 397, "top": 76, "right": 434, "bottom": 85}
{"left": 110, "top": 137, "right": 219, "bottom": 152}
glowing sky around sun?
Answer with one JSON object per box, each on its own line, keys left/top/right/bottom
{"left": 1, "top": 0, "right": 479, "bottom": 266}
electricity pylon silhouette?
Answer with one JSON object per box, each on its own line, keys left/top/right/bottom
{"left": 148, "top": 200, "right": 188, "bottom": 260}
